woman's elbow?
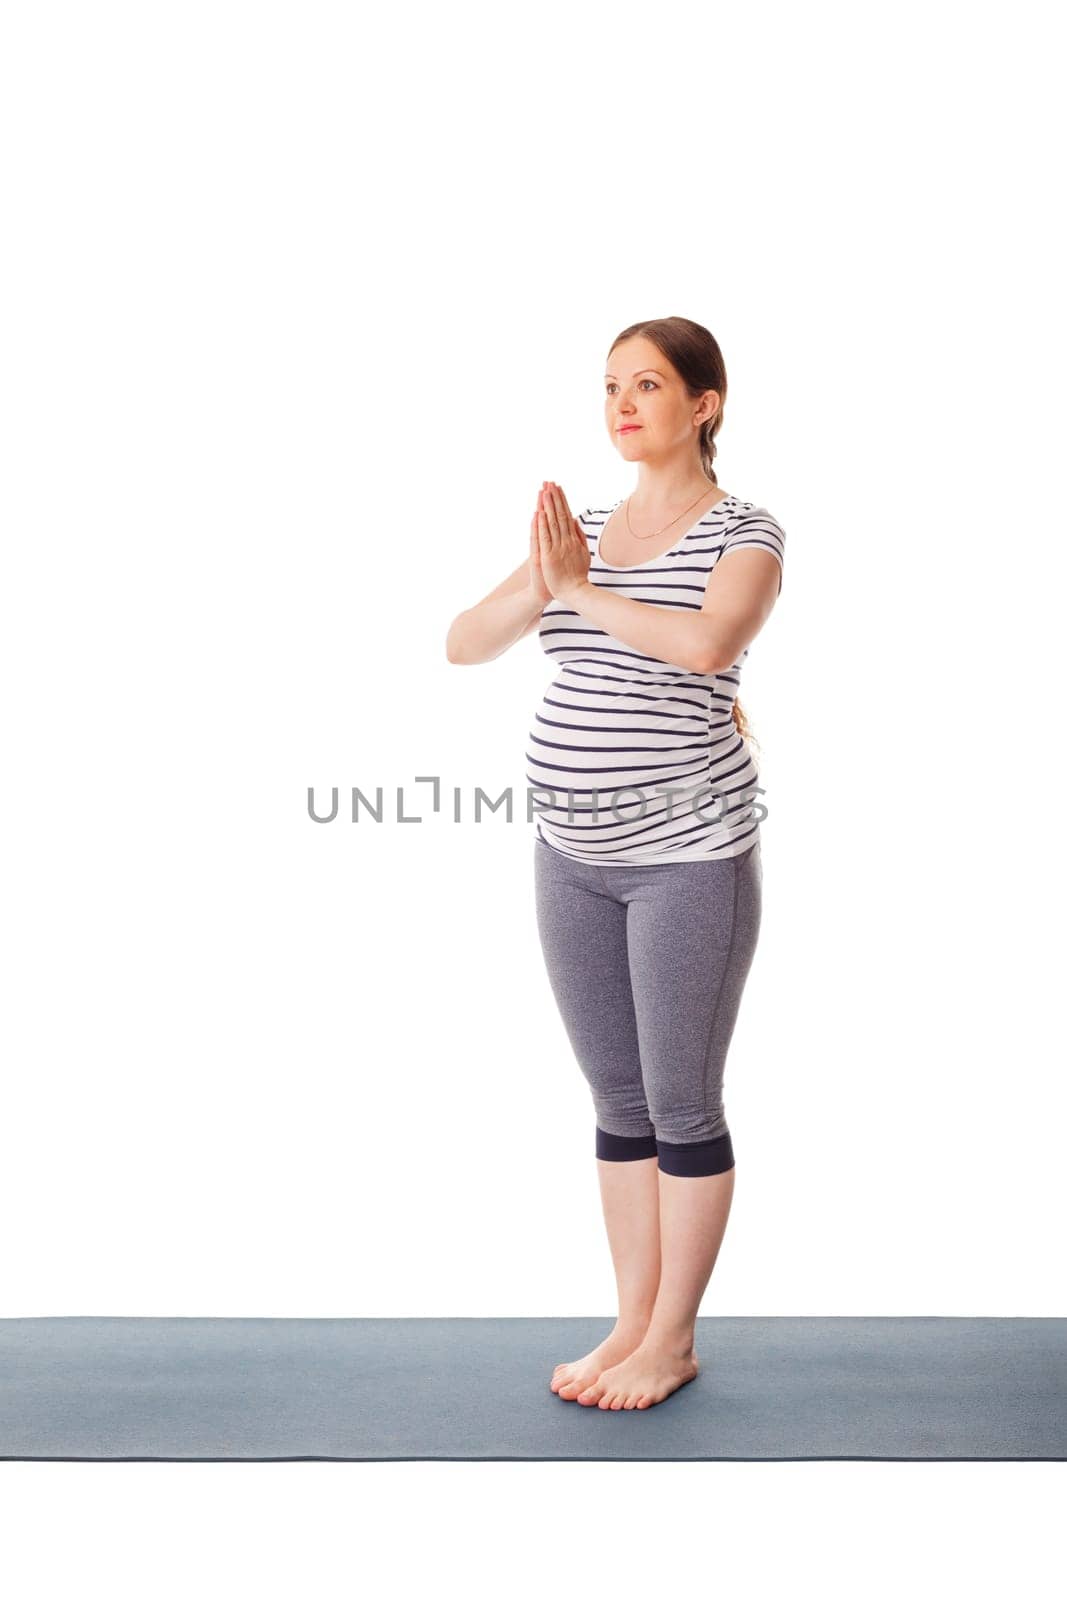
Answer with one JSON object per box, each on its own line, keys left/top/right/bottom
{"left": 694, "top": 621, "right": 746, "bottom": 675}
{"left": 691, "top": 641, "right": 725, "bottom": 675}
{"left": 445, "top": 615, "right": 470, "bottom": 664}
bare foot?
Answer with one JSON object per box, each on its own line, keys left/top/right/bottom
{"left": 550, "top": 1326, "right": 650, "bottom": 1400}
{"left": 576, "top": 1340, "right": 699, "bottom": 1409}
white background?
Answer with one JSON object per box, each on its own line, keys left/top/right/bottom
{"left": 2, "top": 0, "right": 1063, "bottom": 1593}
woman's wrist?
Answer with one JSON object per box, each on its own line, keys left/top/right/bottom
{"left": 552, "top": 577, "right": 592, "bottom": 607}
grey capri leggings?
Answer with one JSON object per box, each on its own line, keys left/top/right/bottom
{"left": 533, "top": 832, "right": 763, "bottom": 1178}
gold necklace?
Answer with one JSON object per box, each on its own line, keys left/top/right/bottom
{"left": 623, "top": 484, "right": 718, "bottom": 541}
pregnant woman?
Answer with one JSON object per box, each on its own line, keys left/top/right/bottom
{"left": 445, "top": 316, "right": 785, "bottom": 1412}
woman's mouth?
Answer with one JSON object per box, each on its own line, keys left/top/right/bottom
{"left": 617, "top": 426, "right": 641, "bottom": 434}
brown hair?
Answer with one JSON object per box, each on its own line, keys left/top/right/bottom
{"left": 607, "top": 315, "right": 760, "bottom": 762}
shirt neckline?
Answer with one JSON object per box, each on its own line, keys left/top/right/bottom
{"left": 595, "top": 494, "right": 737, "bottom": 571}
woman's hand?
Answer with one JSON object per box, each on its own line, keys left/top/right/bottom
{"left": 528, "top": 485, "right": 554, "bottom": 605}
{"left": 534, "top": 481, "right": 590, "bottom": 604}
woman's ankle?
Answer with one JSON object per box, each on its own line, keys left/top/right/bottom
{"left": 612, "top": 1311, "right": 655, "bottom": 1341}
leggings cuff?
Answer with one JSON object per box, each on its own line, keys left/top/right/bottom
{"left": 594, "top": 1126, "right": 736, "bottom": 1175}
{"left": 656, "top": 1131, "right": 735, "bottom": 1177}
{"left": 595, "top": 1127, "right": 658, "bottom": 1162}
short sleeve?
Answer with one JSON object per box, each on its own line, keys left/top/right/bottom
{"left": 718, "top": 508, "right": 785, "bottom": 596}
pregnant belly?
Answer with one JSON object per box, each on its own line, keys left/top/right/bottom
{"left": 526, "top": 700, "right": 715, "bottom": 817}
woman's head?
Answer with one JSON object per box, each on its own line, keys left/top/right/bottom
{"left": 605, "top": 316, "right": 728, "bottom": 484}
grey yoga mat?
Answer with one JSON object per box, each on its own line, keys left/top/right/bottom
{"left": 1, "top": 1317, "right": 1064, "bottom": 1462}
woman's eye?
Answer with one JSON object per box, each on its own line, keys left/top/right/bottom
{"left": 605, "top": 381, "right": 657, "bottom": 396}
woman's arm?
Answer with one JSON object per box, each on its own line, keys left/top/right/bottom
{"left": 556, "top": 548, "right": 782, "bottom": 675}
{"left": 445, "top": 554, "right": 546, "bottom": 665}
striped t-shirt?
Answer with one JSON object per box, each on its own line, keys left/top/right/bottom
{"left": 527, "top": 494, "right": 785, "bottom": 865}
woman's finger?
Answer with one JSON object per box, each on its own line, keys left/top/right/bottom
{"left": 543, "top": 487, "right": 562, "bottom": 544}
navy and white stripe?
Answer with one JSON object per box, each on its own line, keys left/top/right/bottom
{"left": 527, "top": 495, "right": 785, "bottom": 864}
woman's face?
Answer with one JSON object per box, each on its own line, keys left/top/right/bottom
{"left": 604, "top": 336, "right": 718, "bottom": 464}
